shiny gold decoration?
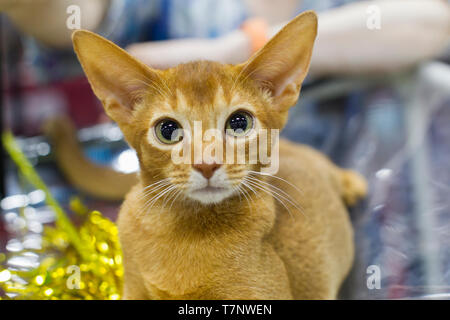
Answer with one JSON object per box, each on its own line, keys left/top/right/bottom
{"left": 0, "top": 132, "right": 123, "bottom": 299}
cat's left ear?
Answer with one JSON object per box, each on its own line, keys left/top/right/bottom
{"left": 240, "top": 11, "right": 317, "bottom": 111}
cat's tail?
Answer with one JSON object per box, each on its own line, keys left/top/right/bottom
{"left": 43, "top": 116, "right": 138, "bottom": 201}
{"left": 338, "top": 169, "right": 368, "bottom": 207}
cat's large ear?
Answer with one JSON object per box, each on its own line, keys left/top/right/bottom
{"left": 240, "top": 11, "right": 317, "bottom": 111}
{"left": 72, "top": 30, "right": 160, "bottom": 126}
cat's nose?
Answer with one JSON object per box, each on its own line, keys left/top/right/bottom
{"left": 193, "top": 162, "right": 221, "bottom": 179}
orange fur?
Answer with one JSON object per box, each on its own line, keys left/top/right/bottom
{"left": 72, "top": 11, "right": 367, "bottom": 299}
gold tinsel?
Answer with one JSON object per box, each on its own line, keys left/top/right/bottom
{"left": 0, "top": 132, "right": 123, "bottom": 299}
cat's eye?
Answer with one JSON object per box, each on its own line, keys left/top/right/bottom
{"left": 155, "top": 119, "right": 183, "bottom": 144}
{"left": 225, "top": 111, "right": 254, "bottom": 137}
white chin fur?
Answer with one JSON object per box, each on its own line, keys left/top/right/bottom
{"left": 188, "top": 187, "right": 234, "bottom": 205}
{"left": 186, "top": 168, "right": 235, "bottom": 204}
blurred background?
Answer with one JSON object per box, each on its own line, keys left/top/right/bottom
{"left": 0, "top": 0, "right": 449, "bottom": 299}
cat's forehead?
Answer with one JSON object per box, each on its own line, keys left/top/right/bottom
{"left": 137, "top": 61, "right": 265, "bottom": 128}
{"left": 156, "top": 62, "right": 252, "bottom": 114}
{"left": 168, "top": 61, "right": 237, "bottom": 106}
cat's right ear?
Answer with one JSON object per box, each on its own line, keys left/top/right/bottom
{"left": 238, "top": 11, "right": 317, "bottom": 113}
{"left": 72, "top": 30, "right": 159, "bottom": 126}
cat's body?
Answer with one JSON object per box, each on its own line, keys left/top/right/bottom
{"left": 70, "top": 11, "right": 367, "bottom": 300}
{"left": 119, "top": 139, "right": 364, "bottom": 299}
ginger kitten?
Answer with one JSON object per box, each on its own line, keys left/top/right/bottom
{"left": 72, "top": 11, "right": 367, "bottom": 299}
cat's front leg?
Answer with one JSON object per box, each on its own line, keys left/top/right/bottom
{"left": 215, "top": 245, "right": 293, "bottom": 300}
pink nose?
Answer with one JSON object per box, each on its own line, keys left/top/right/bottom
{"left": 193, "top": 162, "right": 221, "bottom": 179}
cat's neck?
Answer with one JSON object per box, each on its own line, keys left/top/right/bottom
{"left": 124, "top": 176, "right": 277, "bottom": 297}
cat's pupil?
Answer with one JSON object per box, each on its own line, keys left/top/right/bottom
{"left": 229, "top": 113, "right": 248, "bottom": 132}
{"left": 160, "top": 121, "right": 178, "bottom": 141}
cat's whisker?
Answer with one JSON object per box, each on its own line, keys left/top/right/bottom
{"left": 240, "top": 180, "right": 262, "bottom": 215}
{"left": 152, "top": 172, "right": 163, "bottom": 179}
{"left": 241, "top": 180, "right": 258, "bottom": 198}
{"left": 246, "top": 175, "right": 299, "bottom": 205}
{"left": 139, "top": 191, "right": 167, "bottom": 217}
{"left": 245, "top": 175, "right": 304, "bottom": 211}
{"left": 241, "top": 180, "right": 280, "bottom": 214}
{"left": 236, "top": 183, "right": 252, "bottom": 213}
{"left": 245, "top": 179, "right": 295, "bottom": 219}
{"left": 243, "top": 180, "right": 279, "bottom": 216}
{"left": 240, "top": 181, "right": 255, "bottom": 204}
{"left": 142, "top": 178, "right": 171, "bottom": 191}
{"left": 168, "top": 188, "right": 184, "bottom": 212}
{"left": 137, "top": 180, "right": 172, "bottom": 202}
{"left": 139, "top": 184, "right": 174, "bottom": 214}
{"left": 136, "top": 184, "right": 170, "bottom": 205}
{"left": 161, "top": 186, "right": 181, "bottom": 209}
{"left": 248, "top": 170, "right": 304, "bottom": 195}
{"left": 153, "top": 185, "right": 179, "bottom": 211}
{"left": 143, "top": 184, "right": 174, "bottom": 209}
{"left": 145, "top": 185, "right": 178, "bottom": 213}
{"left": 231, "top": 185, "right": 242, "bottom": 202}
{"left": 252, "top": 180, "right": 304, "bottom": 216}
{"left": 141, "top": 182, "right": 170, "bottom": 193}
{"left": 244, "top": 178, "right": 304, "bottom": 218}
